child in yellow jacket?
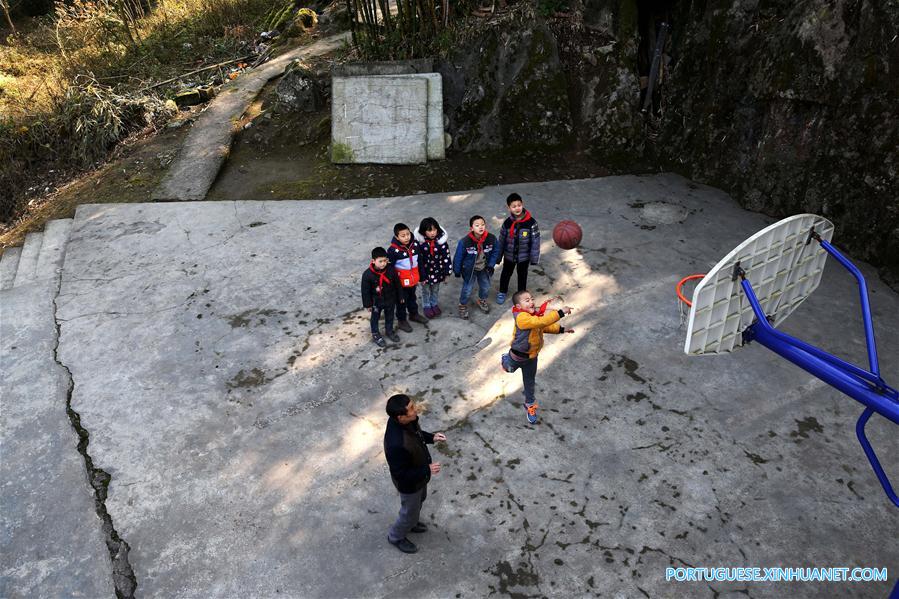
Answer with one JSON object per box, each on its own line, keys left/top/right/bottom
{"left": 501, "top": 290, "right": 575, "bottom": 424}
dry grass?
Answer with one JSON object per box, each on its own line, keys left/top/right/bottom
{"left": 0, "top": 0, "right": 280, "bottom": 224}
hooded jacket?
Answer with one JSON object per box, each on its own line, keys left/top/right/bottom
{"left": 414, "top": 228, "right": 452, "bottom": 285}
{"left": 384, "top": 417, "right": 435, "bottom": 494}
{"left": 499, "top": 211, "right": 540, "bottom": 264}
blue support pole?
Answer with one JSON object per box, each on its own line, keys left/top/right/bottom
{"left": 739, "top": 275, "right": 899, "bottom": 507}
{"left": 816, "top": 238, "right": 883, "bottom": 380}
{"left": 856, "top": 408, "right": 899, "bottom": 508}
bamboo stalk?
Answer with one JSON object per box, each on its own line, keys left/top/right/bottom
{"left": 142, "top": 55, "right": 251, "bottom": 90}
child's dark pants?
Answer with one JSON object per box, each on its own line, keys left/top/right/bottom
{"left": 499, "top": 259, "right": 530, "bottom": 294}
{"left": 395, "top": 286, "right": 419, "bottom": 321}
{"left": 502, "top": 353, "right": 538, "bottom": 405}
{"left": 370, "top": 304, "right": 396, "bottom": 335}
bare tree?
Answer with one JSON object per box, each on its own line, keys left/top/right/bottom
{"left": 1, "top": 0, "right": 16, "bottom": 36}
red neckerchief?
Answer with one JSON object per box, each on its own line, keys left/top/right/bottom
{"left": 390, "top": 241, "right": 416, "bottom": 261}
{"left": 508, "top": 210, "right": 532, "bottom": 239}
{"left": 427, "top": 238, "right": 437, "bottom": 256}
{"left": 468, "top": 230, "right": 488, "bottom": 254}
{"left": 369, "top": 264, "right": 390, "bottom": 295}
{"left": 512, "top": 301, "right": 549, "bottom": 316}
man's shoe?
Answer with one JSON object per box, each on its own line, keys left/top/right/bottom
{"left": 388, "top": 537, "right": 418, "bottom": 553}
{"left": 477, "top": 298, "right": 490, "bottom": 313}
{"left": 496, "top": 292, "right": 507, "bottom": 305}
{"left": 397, "top": 320, "right": 413, "bottom": 332}
{"left": 524, "top": 402, "right": 539, "bottom": 424}
{"left": 409, "top": 312, "right": 429, "bottom": 324}
{"left": 386, "top": 331, "right": 400, "bottom": 343}
{"left": 410, "top": 522, "right": 428, "bottom": 533}
{"left": 372, "top": 334, "right": 386, "bottom": 348}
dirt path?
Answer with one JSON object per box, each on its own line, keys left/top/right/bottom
{"left": 151, "top": 32, "right": 350, "bottom": 202}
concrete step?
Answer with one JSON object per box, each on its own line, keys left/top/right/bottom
{"left": 35, "top": 219, "right": 74, "bottom": 281}
{"left": 0, "top": 283, "right": 116, "bottom": 597}
{"left": 12, "top": 231, "right": 43, "bottom": 288}
{"left": 0, "top": 246, "right": 21, "bottom": 290}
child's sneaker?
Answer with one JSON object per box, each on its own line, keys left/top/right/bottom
{"left": 477, "top": 298, "right": 490, "bottom": 313}
{"left": 423, "top": 306, "right": 434, "bottom": 318}
{"left": 524, "top": 402, "right": 539, "bottom": 424}
{"left": 458, "top": 304, "right": 469, "bottom": 320}
{"left": 433, "top": 305, "right": 442, "bottom": 316}
{"left": 496, "top": 292, "right": 507, "bottom": 305}
{"left": 372, "top": 333, "right": 386, "bottom": 348}
{"left": 386, "top": 331, "right": 400, "bottom": 343}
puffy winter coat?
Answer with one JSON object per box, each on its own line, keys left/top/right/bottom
{"left": 453, "top": 232, "right": 501, "bottom": 278}
{"left": 387, "top": 237, "right": 420, "bottom": 287}
{"left": 499, "top": 211, "right": 540, "bottom": 264}
{"left": 509, "top": 307, "right": 567, "bottom": 359}
{"left": 414, "top": 228, "right": 452, "bottom": 285}
{"left": 361, "top": 264, "right": 401, "bottom": 308}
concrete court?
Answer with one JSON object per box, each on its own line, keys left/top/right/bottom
{"left": 46, "top": 174, "right": 898, "bottom": 597}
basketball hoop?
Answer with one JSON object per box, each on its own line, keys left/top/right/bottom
{"left": 676, "top": 274, "right": 705, "bottom": 326}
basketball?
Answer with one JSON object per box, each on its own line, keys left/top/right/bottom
{"left": 552, "top": 220, "right": 582, "bottom": 250}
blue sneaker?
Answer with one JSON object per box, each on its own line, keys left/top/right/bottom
{"left": 524, "top": 402, "right": 539, "bottom": 424}
{"left": 496, "top": 292, "right": 507, "bottom": 305}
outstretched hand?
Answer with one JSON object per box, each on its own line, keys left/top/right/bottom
{"left": 433, "top": 432, "right": 447, "bottom": 442}
{"left": 562, "top": 306, "right": 574, "bottom": 314}
{"left": 565, "top": 328, "right": 575, "bottom": 334}
{"left": 429, "top": 463, "right": 442, "bottom": 474}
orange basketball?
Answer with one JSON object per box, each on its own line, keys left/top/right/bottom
{"left": 552, "top": 220, "right": 582, "bottom": 250}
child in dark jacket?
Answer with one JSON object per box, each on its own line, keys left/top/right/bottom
{"left": 452, "top": 215, "right": 501, "bottom": 319}
{"left": 388, "top": 223, "right": 429, "bottom": 331}
{"left": 496, "top": 192, "right": 540, "bottom": 305}
{"left": 414, "top": 217, "right": 452, "bottom": 319}
{"left": 362, "top": 247, "right": 403, "bottom": 347}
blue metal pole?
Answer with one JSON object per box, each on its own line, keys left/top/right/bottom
{"left": 816, "top": 238, "right": 882, "bottom": 378}
{"left": 856, "top": 408, "right": 899, "bottom": 508}
{"left": 740, "top": 279, "right": 899, "bottom": 425}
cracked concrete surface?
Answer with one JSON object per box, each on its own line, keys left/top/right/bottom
{"left": 10, "top": 175, "right": 899, "bottom": 597}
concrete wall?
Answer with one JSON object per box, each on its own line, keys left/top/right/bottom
{"left": 331, "top": 76, "right": 429, "bottom": 165}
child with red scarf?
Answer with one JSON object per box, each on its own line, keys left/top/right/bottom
{"left": 388, "top": 223, "right": 429, "bottom": 331}
{"left": 452, "top": 215, "right": 501, "bottom": 319}
{"left": 501, "top": 290, "right": 575, "bottom": 424}
{"left": 361, "top": 247, "right": 403, "bottom": 347}
{"left": 496, "top": 192, "right": 541, "bottom": 305}
{"left": 414, "top": 217, "right": 452, "bottom": 319}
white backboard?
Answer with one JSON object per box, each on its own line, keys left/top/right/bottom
{"left": 684, "top": 214, "right": 835, "bottom": 355}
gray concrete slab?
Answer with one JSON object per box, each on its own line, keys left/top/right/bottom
{"left": 0, "top": 281, "right": 114, "bottom": 598}
{"left": 151, "top": 33, "right": 350, "bottom": 202}
{"left": 50, "top": 175, "right": 899, "bottom": 597}
{"left": 12, "top": 232, "right": 42, "bottom": 288}
{"left": 34, "top": 219, "right": 73, "bottom": 281}
{"left": 331, "top": 76, "right": 429, "bottom": 164}
{"left": 372, "top": 73, "right": 445, "bottom": 160}
{"left": 0, "top": 247, "right": 20, "bottom": 290}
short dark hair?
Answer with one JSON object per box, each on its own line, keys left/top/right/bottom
{"left": 371, "top": 247, "right": 387, "bottom": 259}
{"left": 418, "top": 217, "right": 442, "bottom": 237}
{"left": 386, "top": 394, "right": 411, "bottom": 418}
{"left": 394, "top": 223, "right": 411, "bottom": 237}
{"left": 512, "top": 290, "right": 530, "bottom": 306}
{"left": 469, "top": 215, "right": 486, "bottom": 227}
{"left": 506, "top": 192, "right": 522, "bottom": 206}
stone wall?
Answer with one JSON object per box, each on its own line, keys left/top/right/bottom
{"left": 438, "top": 0, "right": 899, "bottom": 285}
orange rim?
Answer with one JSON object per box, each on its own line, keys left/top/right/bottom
{"left": 676, "top": 274, "right": 706, "bottom": 308}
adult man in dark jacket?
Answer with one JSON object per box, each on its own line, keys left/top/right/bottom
{"left": 384, "top": 394, "right": 447, "bottom": 554}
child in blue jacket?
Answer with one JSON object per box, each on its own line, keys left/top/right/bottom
{"left": 414, "top": 217, "right": 452, "bottom": 319}
{"left": 496, "top": 192, "right": 540, "bottom": 304}
{"left": 453, "top": 215, "right": 501, "bottom": 320}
